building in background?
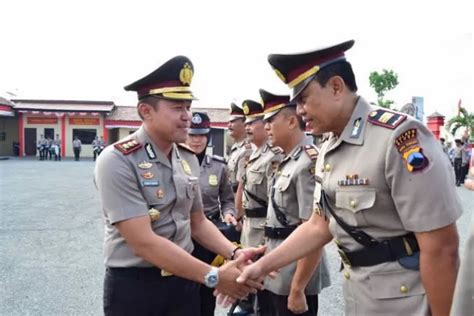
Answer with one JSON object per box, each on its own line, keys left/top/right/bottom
{"left": 0, "top": 97, "right": 17, "bottom": 156}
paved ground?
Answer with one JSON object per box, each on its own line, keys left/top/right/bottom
{"left": 0, "top": 158, "right": 472, "bottom": 315}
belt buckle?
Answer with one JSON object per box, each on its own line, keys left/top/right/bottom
{"left": 337, "top": 249, "right": 352, "bottom": 267}
{"left": 161, "top": 269, "right": 173, "bottom": 277}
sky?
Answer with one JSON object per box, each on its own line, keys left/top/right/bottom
{"left": 1, "top": 0, "right": 472, "bottom": 121}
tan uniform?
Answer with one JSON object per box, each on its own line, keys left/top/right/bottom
{"left": 95, "top": 126, "right": 203, "bottom": 267}
{"left": 314, "top": 97, "right": 463, "bottom": 315}
{"left": 227, "top": 139, "right": 254, "bottom": 192}
{"left": 265, "top": 136, "right": 331, "bottom": 296}
{"left": 241, "top": 143, "right": 282, "bottom": 248}
{"left": 199, "top": 154, "right": 236, "bottom": 219}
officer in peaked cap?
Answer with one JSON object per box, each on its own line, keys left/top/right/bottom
{"left": 258, "top": 89, "right": 331, "bottom": 315}
{"left": 186, "top": 112, "right": 240, "bottom": 316}
{"left": 95, "top": 55, "right": 265, "bottom": 315}
{"left": 234, "top": 98, "right": 283, "bottom": 315}
{"left": 238, "top": 40, "right": 463, "bottom": 316}
{"left": 227, "top": 102, "right": 255, "bottom": 194}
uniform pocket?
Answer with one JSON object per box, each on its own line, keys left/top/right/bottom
{"left": 247, "top": 169, "right": 264, "bottom": 185}
{"left": 368, "top": 268, "right": 425, "bottom": 299}
{"left": 335, "top": 188, "right": 376, "bottom": 213}
{"left": 186, "top": 177, "right": 199, "bottom": 199}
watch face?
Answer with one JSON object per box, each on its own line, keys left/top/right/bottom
{"left": 209, "top": 275, "right": 217, "bottom": 284}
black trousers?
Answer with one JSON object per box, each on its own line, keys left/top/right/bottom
{"left": 104, "top": 267, "right": 200, "bottom": 316}
{"left": 454, "top": 158, "right": 463, "bottom": 185}
{"left": 73, "top": 148, "right": 81, "bottom": 161}
{"left": 258, "top": 289, "right": 318, "bottom": 316}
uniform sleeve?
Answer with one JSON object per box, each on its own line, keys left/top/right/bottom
{"left": 219, "top": 165, "right": 237, "bottom": 217}
{"left": 385, "top": 120, "right": 463, "bottom": 232}
{"left": 95, "top": 150, "right": 148, "bottom": 224}
{"left": 296, "top": 158, "right": 317, "bottom": 220}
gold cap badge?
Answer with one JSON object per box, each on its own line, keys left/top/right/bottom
{"left": 179, "top": 62, "right": 193, "bottom": 85}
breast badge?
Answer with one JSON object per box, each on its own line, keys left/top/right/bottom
{"left": 181, "top": 160, "right": 192, "bottom": 175}
{"left": 209, "top": 174, "right": 218, "bottom": 186}
{"left": 141, "top": 172, "right": 154, "bottom": 179}
{"left": 138, "top": 161, "right": 153, "bottom": 169}
{"left": 148, "top": 208, "right": 161, "bottom": 222}
{"left": 156, "top": 188, "right": 165, "bottom": 199}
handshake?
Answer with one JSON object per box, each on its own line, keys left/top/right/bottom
{"left": 212, "top": 245, "right": 271, "bottom": 307}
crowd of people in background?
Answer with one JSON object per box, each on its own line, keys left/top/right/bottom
{"left": 37, "top": 135, "right": 105, "bottom": 162}
{"left": 440, "top": 137, "right": 472, "bottom": 186}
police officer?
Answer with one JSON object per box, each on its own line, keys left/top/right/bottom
{"left": 237, "top": 40, "right": 462, "bottom": 315}
{"left": 453, "top": 139, "right": 467, "bottom": 186}
{"left": 237, "top": 99, "right": 283, "bottom": 249}
{"left": 227, "top": 102, "right": 254, "bottom": 194}
{"left": 52, "top": 134, "right": 61, "bottom": 161}
{"left": 185, "top": 111, "right": 239, "bottom": 316}
{"left": 37, "top": 134, "right": 47, "bottom": 160}
{"left": 72, "top": 136, "right": 81, "bottom": 161}
{"left": 260, "top": 89, "right": 331, "bottom": 315}
{"left": 92, "top": 136, "right": 100, "bottom": 161}
{"left": 95, "top": 56, "right": 264, "bottom": 316}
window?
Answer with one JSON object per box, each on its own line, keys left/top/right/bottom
{"left": 72, "top": 129, "right": 97, "bottom": 145}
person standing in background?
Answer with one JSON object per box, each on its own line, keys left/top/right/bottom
{"left": 73, "top": 136, "right": 82, "bottom": 161}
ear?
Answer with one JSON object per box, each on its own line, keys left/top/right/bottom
{"left": 329, "top": 76, "right": 345, "bottom": 97}
{"left": 287, "top": 113, "right": 298, "bottom": 130}
{"left": 137, "top": 102, "right": 153, "bottom": 119}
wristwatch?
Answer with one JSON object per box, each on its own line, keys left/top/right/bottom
{"left": 204, "top": 267, "right": 219, "bottom": 288}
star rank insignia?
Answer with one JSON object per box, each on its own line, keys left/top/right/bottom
{"left": 114, "top": 139, "right": 142, "bottom": 155}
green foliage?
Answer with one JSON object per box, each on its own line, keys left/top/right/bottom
{"left": 447, "top": 107, "right": 474, "bottom": 140}
{"left": 369, "top": 69, "right": 399, "bottom": 109}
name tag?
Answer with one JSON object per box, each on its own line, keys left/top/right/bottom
{"left": 142, "top": 180, "right": 160, "bottom": 187}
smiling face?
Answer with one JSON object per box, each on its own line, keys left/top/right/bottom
{"left": 186, "top": 133, "right": 208, "bottom": 154}
{"left": 139, "top": 98, "right": 192, "bottom": 144}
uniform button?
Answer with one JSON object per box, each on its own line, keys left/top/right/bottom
{"left": 343, "top": 271, "right": 350, "bottom": 280}
{"left": 324, "top": 164, "right": 331, "bottom": 172}
{"left": 400, "top": 285, "right": 408, "bottom": 294}
{"left": 350, "top": 200, "right": 358, "bottom": 208}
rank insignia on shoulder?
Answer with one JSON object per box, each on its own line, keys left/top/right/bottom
{"left": 270, "top": 146, "right": 282, "bottom": 154}
{"left": 114, "top": 139, "right": 142, "bottom": 155}
{"left": 211, "top": 155, "right": 226, "bottom": 163}
{"left": 304, "top": 145, "right": 319, "bottom": 160}
{"left": 395, "top": 128, "right": 429, "bottom": 173}
{"left": 367, "top": 109, "right": 407, "bottom": 129}
{"left": 337, "top": 174, "right": 369, "bottom": 186}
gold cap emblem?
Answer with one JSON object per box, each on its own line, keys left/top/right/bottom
{"left": 179, "top": 62, "right": 193, "bottom": 85}
{"left": 243, "top": 103, "right": 250, "bottom": 115}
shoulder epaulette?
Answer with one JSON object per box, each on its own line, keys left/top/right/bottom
{"left": 303, "top": 145, "right": 319, "bottom": 160}
{"left": 270, "top": 146, "right": 283, "bottom": 154}
{"left": 114, "top": 139, "right": 142, "bottom": 155}
{"left": 211, "top": 155, "right": 226, "bottom": 163}
{"left": 367, "top": 109, "right": 407, "bottom": 130}
{"left": 177, "top": 143, "right": 195, "bottom": 154}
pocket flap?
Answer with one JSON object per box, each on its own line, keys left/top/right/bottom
{"left": 247, "top": 169, "right": 264, "bottom": 184}
{"left": 335, "top": 188, "right": 376, "bottom": 212}
{"left": 368, "top": 269, "right": 425, "bottom": 299}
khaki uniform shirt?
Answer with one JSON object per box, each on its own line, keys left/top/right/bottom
{"left": 200, "top": 154, "right": 236, "bottom": 218}
{"left": 241, "top": 143, "right": 283, "bottom": 248}
{"left": 227, "top": 139, "right": 254, "bottom": 190}
{"left": 314, "top": 97, "right": 463, "bottom": 315}
{"left": 95, "top": 126, "right": 203, "bottom": 267}
{"left": 265, "top": 136, "right": 331, "bottom": 296}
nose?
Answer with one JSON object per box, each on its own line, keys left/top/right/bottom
{"left": 264, "top": 122, "right": 271, "bottom": 131}
{"left": 296, "top": 103, "right": 305, "bottom": 116}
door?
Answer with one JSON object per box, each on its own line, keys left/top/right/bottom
{"left": 44, "top": 128, "right": 54, "bottom": 140}
{"left": 210, "top": 129, "right": 224, "bottom": 156}
{"left": 24, "top": 128, "right": 37, "bottom": 156}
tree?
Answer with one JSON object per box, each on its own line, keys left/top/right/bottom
{"left": 447, "top": 107, "right": 474, "bottom": 141}
{"left": 369, "top": 69, "right": 399, "bottom": 109}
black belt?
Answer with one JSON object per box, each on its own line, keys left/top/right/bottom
{"left": 337, "top": 233, "right": 419, "bottom": 267}
{"left": 244, "top": 207, "right": 267, "bottom": 218}
{"left": 264, "top": 225, "right": 297, "bottom": 239}
{"left": 206, "top": 211, "right": 221, "bottom": 222}
{"left": 106, "top": 267, "right": 172, "bottom": 279}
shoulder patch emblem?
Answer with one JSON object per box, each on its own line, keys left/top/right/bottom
{"left": 304, "top": 145, "right": 319, "bottom": 160}
{"left": 114, "top": 139, "right": 142, "bottom": 155}
{"left": 395, "top": 128, "right": 429, "bottom": 173}
{"left": 211, "top": 155, "right": 226, "bottom": 163}
{"left": 367, "top": 109, "right": 407, "bottom": 129}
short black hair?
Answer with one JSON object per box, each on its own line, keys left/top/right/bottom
{"left": 137, "top": 96, "right": 160, "bottom": 120}
{"left": 440, "top": 137, "right": 445, "bottom": 142}
{"left": 280, "top": 106, "right": 306, "bottom": 130}
{"left": 314, "top": 60, "right": 358, "bottom": 92}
